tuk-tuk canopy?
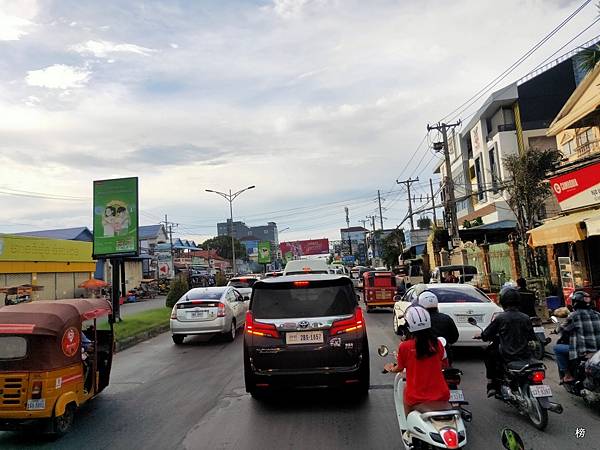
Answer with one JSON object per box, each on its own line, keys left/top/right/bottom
{"left": 0, "top": 298, "right": 112, "bottom": 336}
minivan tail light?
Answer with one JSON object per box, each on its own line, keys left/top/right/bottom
{"left": 217, "top": 302, "right": 226, "bottom": 317}
{"left": 31, "top": 380, "right": 43, "bottom": 399}
{"left": 330, "top": 307, "right": 364, "bottom": 336}
{"left": 244, "top": 311, "right": 279, "bottom": 338}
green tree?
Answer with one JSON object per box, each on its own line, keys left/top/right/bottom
{"left": 165, "top": 277, "right": 189, "bottom": 308}
{"left": 503, "top": 147, "right": 561, "bottom": 276}
{"left": 380, "top": 229, "right": 405, "bottom": 267}
{"left": 202, "top": 236, "right": 247, "bottom": 261}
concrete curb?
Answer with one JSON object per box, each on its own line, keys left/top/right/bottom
{"left": 115, "top": 323, "right": 170, "bottom": 352}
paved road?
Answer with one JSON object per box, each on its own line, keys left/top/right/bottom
{"left": 2, "top": 308, "right": 600, "bottom": 449}
{"left": 118, "top": 296, "right": 166, "bottom": 317}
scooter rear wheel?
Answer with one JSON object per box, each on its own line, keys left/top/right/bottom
{"left": 525, "top": 388, "right": 548, "bottom": 430}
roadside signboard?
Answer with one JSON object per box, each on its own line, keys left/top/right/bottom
{"left": 258, "top": 241, "right": 271, "bottom": 264}
{"left": 550, "top": 160, "right": 600, "bottom": 211}
{"left": 279, "top": 239, "right": 330, "bottom": 259}
{"left": 93, "top": 177, "right": 139, "bottom": 258}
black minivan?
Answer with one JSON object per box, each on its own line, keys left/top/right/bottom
{"left": 243, "top": 274, "right": 369, "bottom": 397}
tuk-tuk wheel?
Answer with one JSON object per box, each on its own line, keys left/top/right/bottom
{"left": 53, "top": 403, "right": 75, "bottom": 436}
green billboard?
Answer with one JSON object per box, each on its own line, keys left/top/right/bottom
{"left": 258, "top": 241, "right": 271, "bottom": 264}
{"left": 93, "top": 177, "right": 139, "bottom": 258}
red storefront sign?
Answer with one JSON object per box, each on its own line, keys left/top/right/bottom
{"left": 550, "top": 161, "right": 600, "bottom": 211}
{"left": 280, "top": 239, "right": 330, "bottom": 258}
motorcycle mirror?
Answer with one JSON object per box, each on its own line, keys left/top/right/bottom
{"left": 467, "top": 317, "right": 478, "bottom": 326}
{"left": 500, "top": 428, "right": 525, "bottom": 450}
{"left": 550, "top": 316, "right": 559, "bottom": 324}
{"left": 377, "top": 345, "right": 389, "bottom": 357}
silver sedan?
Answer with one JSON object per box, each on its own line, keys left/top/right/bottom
{"left": 170, "top": 286, "right": 249, "bottom": 345}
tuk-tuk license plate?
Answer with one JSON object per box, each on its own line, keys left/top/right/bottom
{"left": 530, "top": 385, "right": 552, "bottom": 398}
{"left": 189, "top": 310, "right": 209, "bottom": 319}
{"left": 533, "top": 326, "right": 545, "bottom": 334}
{"left": 449, "top": 390, "right": 465, "bottom": 402}
{"left": 286, "top": 331, "right": 324, "bottom": 345}
{"left": 375, "top": 291, "right": 391, "bottom": 300}
{"left": 26, "top": 399, "right": 46, "bottom": 410}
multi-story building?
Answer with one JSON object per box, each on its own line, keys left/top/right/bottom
{"left": 217, "top": 220, "right": 279, "bottom": 261}
{"left": 436, "top": 47, "right": 591, "bottom": 227}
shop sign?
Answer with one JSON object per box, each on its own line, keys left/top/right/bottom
{"left": 550, "top": 161, "right": 600, "bottom": 211}
{"left": 93, "top": 177, "right": 139, "bottom": 258}
{"left": 0, "top": 235, "right": 92, "bottom": 262}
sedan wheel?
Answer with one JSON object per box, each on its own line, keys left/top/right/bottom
{"left": 172, "top": 334, "right": 185, "bottom": 345}
{"left": 224, "top": 320, "right": 236, "bottom": 342}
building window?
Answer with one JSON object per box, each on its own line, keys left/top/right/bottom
{"left": 264, "top": 230, "right": 268, "bottom": 234}
{"left": 475, "top": 157, "right": 486, "bottom": 202}
{"left": 489, "top": 146, "right": 500, "bottom": 192}
{"left": 561, "top": 139, "right": 574, "bottom": 155}
{"left": 576, "top": 128, "right": 594, "bottom": 147}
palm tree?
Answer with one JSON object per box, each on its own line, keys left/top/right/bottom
{"left": 578, "top": 43, "right": 600, "bottom": 74}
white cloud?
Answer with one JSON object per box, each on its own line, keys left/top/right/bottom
{"left": 70, "top": 39, "right": 156, "bottom": 58}
{"left": 170, "top": 43, "right": 179, "bottom": 49}
{"left": 0, "top": 0, "right": 37, "bottom": 41}
{"left": 25, "top": 64, "right": 90, "bottom": 89}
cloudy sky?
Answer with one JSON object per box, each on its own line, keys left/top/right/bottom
{"left": 0, "top": 0, "right": 597, "bottom": 243}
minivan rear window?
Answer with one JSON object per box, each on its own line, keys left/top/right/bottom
{"left": 229, "top": 278, "right": 257, "bottom": 288}
{"left": 430, "top": 287, "right": 490, "bottom": 303}
{"left": 252, "top": 281, "right": 356, "bottom": 319}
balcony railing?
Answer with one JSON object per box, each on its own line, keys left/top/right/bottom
{"left": 487, "top": 123, "right": 516, "bottom": 140}
{"left": 574, "top": 139, "right": 600, "bottom": 160}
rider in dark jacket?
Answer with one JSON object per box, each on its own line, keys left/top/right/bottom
{"left": 416, "top": 291, "right": 459, "bottom": 363}
{"left": 477, "top": 286, "right": 536, "bottom": 396}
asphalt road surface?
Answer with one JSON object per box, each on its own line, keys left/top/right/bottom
{"left": 2, "top": 307, "right": 600, "bottom": 450}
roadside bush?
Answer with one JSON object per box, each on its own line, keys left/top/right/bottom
{"left": 165, "top": 278, "right": 189, "bottom": 308}
{"left": 215, "top": 271, "right": 227, "bottom": 286}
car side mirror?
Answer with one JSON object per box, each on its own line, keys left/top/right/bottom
{"left": 467, "top": 317, "right": 478, "bottom": 326}
{"left": 501, "top": 428, "right": 524, "bottom": 450}
{"left": 394, "top": 295, "right": 402, "bottom": 302}
{"left": 243, "top": 296, "right": 250, "bottom": 301}
{"left": 377, "top": 345, "right": 389, "bottom": 357}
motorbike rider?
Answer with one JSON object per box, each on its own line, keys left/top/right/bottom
{"left": 384, "top": 306, "right": 450, "bottom": 415}
{"left": 553, "top": 291, "right": 600, "bottom": 383}
{"left": 416, "top": 291, "right": 459, "bottom": 363}
{"left": 475, "top": 286, "right": 536, "bottom": 397}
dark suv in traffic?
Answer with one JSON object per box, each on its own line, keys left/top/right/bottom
{"left": 243, "top": 274, "right": 369, "bottom": 397}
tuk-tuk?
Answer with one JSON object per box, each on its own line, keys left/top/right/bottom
{"left": 0, "top": 298, "right": 113, "bottom": 435}
{"left": 363, "top": 270, "right": 397, "bottom": 312}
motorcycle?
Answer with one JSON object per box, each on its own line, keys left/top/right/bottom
{"left": 468, "top": 317, "right": 563, "bottom": 430}
{"left": 530, "top": 316, "right": 551, "bottom": 360}
{"left": 550, "top": 316, "right": 600, "bottom": 406}
{"left": 378, "top": 340, "right": 470, "bottom": 449}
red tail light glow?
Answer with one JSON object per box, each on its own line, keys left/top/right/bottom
{"left": 217, "top": 302, "right": 226, "bottom": 317}
{"left": 440, "top": 428, "right": 459, "bottom": 449}
{"left": 31, "top": 380, "right": 43, "bottom": 400}
{"left": 244, "top": 311, "right": 280, "bottom": 338}
{"left": 530, "top": 371, "right": 545, "bottom": 383}
{"left": 293, "top": 281, "right": 310, "bottom": 287}
{"left": 330, "top": 307, "right": 364, "bottom": 336}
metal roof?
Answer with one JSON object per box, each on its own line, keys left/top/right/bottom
{"left": 139, "top": 224, "right": 165, "bottom": 240}
{"left": 14, "top": 227, "right": 93, "bottom": 242}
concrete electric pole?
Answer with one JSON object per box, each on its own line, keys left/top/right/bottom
{"left": 396, "top": 177, "right": 419, "bottom": 231}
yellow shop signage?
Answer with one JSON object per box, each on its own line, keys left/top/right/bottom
{"left": 0, "top": 235, "right": 93, "bottom": 262}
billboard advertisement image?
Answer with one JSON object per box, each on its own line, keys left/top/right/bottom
{"left": 244, "top": 240, "right": 259, "bottom": 259}
{"left": 93, "top": 177, "right": 139, "bottom": 258}
{"left": 279, "top": 239, "right": 329, "bottom": 261}
{"left": 258, "top": 241, "right": 271, "bottom": 264}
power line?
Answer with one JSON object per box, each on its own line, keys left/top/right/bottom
{"left": 439, "top": 0, "right": 593, "bottom": 124}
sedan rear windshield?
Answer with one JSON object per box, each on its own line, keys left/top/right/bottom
{"left": 229, "top": 279, "right": 258, "bottom": 288}
{"left": 185, "top": 290, "right": 224, "bottom": 300}
{"left": 0, "top": 336, "right": 27, "bottom": 360}
{"left": 430, "top": 287, "right": 490, "bottom": 303}
{"left": 252, "top": 280, "right": 356, "bottom": 319}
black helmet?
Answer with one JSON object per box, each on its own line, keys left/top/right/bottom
{"left": 572, "top": 291, "right": 591, "bottom": 310}
{"left": 499, "top": 286, "right": 521, "bottom": 309}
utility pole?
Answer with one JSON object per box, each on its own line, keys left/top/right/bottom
{"left": 377, "top": 190, "right": 384, "bottom": 230}
{"left": 427, "top": 121, "right": 461, "bottom": 243}
{"left": 396, "top": 177, "right": 419, "bottom": 231}
{"left": 429, "top": 178, "right": 437, "bottom": 226}
{"left": 162, "top": 214, "right": 178, "bottom": 279}
{"left": 369, "top": 215, "right": 377, "bottom": 263}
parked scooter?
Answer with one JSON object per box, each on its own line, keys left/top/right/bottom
{"left": 530, "top": 316, "right": 551, "bottom": 360}
{"left": 469, "top": 317, "right": 563, "bottom": 430}
{"left": 379, "top": 342, "right": 469, "bottom": 449}
{"left": 550, "top": 316, "right": 600, "bottom": 406}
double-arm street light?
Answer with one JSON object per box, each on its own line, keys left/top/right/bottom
{"left": 205, "top": 186, "right": 255, "bottom": 275}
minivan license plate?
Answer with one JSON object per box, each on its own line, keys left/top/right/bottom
{"left": 530, "top": 384, "right": 552, "bottom": 398}
{"left": 286, "top": 331, "right": 324, "bottom": 345}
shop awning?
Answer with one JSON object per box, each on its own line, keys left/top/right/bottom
{"left": 527, "top": 209, "right": 592, "bottom": 247}
{"left": 585, "top": 214, "right": 600, "bottom": 237}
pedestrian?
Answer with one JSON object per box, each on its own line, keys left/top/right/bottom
{"left": 516, "top": 278, "right": 537, "bottom": 317}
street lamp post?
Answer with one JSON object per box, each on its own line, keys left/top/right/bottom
{"left": 205, "top": 186, "right": 255, "bottom": 276}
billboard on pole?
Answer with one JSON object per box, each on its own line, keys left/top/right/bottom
{"left": 280, "top": 239, "right": 329, "bottom": 261}
{"left": 93, "top": 177, "right": 139, "bottom": 258}
{"left": 258, "top": 241, "right": 271, "bottom": 264}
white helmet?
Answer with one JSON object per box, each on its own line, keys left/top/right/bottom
{"left": 405, "top": 306, "right": 431, "bottom": 333}
{"left": 417, "top": 291, "right": 438, "bottom": 309}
